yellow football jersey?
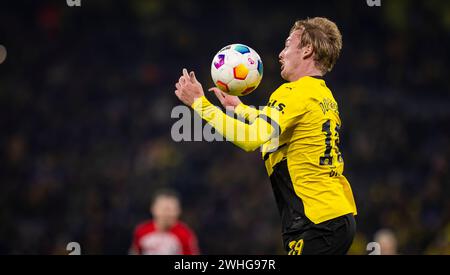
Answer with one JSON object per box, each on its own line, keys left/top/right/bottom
{"left": 192, "top": 75, "right": 357, "bottom": 227}
{"left": 259, "top": 76, "right": 357, "bottom": 224}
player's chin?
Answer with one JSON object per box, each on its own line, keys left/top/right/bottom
{"left": 280, "top": 69, "right": 288, "bottom": 80}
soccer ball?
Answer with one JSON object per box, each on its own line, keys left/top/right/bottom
{"left": 211, "top": 44, "right": 263, "bottom": 96}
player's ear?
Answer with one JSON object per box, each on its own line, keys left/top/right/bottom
{"left": 302, "top": 44, "right": 313, "bottom": 59}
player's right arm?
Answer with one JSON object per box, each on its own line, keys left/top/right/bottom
{"left": 210, "top": 87, "right": 261, "bottom": 122}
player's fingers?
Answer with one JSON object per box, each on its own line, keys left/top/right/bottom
{"left": 210, "top": 88, "right": 225, "bottom": 101}
{"left": 190, "top": 71, "right": 198, "bottom": 84}
{"left": 175, "top": 90, "right": 185, "bottom": 101}
{"left": 175, "top": 82, "right": 181, "bottom": 90}
{"left": 208, "top": 87, "right": 220, "bottom": 94}
{"left": 182, "top": 68, "right": 190, "bottom": 80}
{"left": 208, "top": 87, "right": 218, "bottom": 94}
{"left": 179, "top": 76, "right": 186, "bottom": 86}
{"left": 209, "top": 87, "right": 226, "bottom": 98}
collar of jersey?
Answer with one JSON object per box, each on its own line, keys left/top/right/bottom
{"left": 292, "top": 75, "right": 325, "bottom": 84}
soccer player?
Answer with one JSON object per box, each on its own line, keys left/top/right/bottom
{"left": 174, "top": 17, "right": 357, "bottom": 255}
{"left": 130, "top": 189, "right": 199, "bottom": 255}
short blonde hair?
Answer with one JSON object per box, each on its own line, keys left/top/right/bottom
{"left": 290, "top": 17, "right": 343, "bottom": 74}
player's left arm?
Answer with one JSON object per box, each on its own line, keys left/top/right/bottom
{"left": 210, "top": 87, "right": 261, "bottom": 122}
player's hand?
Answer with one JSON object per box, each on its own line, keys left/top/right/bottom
{"left": 209, "top": 87, "right": 242, "bottom": 111}
{"left": 175, "top": 69, "right": 205, "bottom": 106}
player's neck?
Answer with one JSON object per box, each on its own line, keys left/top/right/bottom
{"left": 291, "top": 65, "right": 323, "bottom": 82}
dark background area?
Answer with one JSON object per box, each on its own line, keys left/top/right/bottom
{"left": 0, "top": 0, "right": 449, "bottom": 254}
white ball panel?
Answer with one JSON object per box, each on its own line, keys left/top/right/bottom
{"left": 216, "top": 65, "right": 234, "bottom": 84}
{"left": 211, "top": 64, "right": 220, "bottom": 83}
{"left": 245, "top": 70, "right": 261, "bottom": 87}
{"left": 224, "top": 50, "right": 242, "bottom": 68}
{"left": 228, "top": 79, "right": 248, "bottom": 96}
{"left": 242, "top": 52, "right": 259, "bottom": 71}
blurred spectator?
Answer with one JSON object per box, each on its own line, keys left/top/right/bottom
{"left": 129, "top": 189, "right": 199, "bottom": 255}
{"left": 374, "top": 229, "right": 398, "bottom": 255}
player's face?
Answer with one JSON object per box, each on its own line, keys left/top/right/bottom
{"left": 378, "top": 236, "right": 397, "bottom": 255}
{"left": 279, "top": 30, "right": 303, "bottom": 81}
{"left": 151, "top": 196, "right": 181, "bottom": 230}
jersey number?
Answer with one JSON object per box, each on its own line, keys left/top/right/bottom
{"left": 319, "top": 120, "right": 343, "bottom": 166}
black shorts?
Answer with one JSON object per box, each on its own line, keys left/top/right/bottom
{"left": 283, "top": 213, "right": 356, "bottom": 255}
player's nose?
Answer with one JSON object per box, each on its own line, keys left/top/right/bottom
{"left": 278, "top": 50, "right": 284, "bottom": 61}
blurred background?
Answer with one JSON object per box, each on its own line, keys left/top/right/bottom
{"left": 1, "top": 0, "right": 449, "bottom": 254}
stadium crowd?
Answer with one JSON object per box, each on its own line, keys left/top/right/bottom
{"left": 1, "top": 0, "right": 449, "bottom": 254}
